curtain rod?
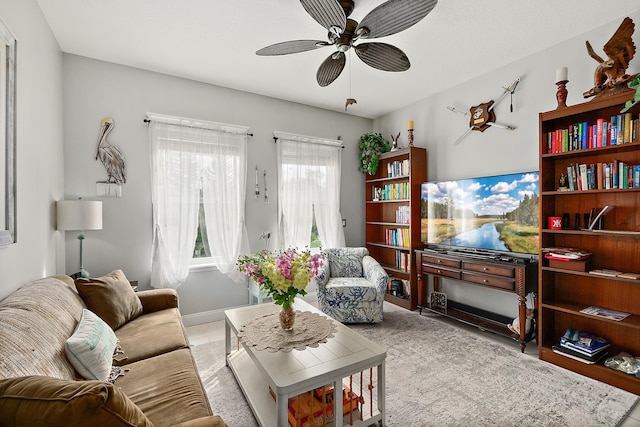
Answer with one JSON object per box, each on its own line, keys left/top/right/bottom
{"left": 273, "top": 135, "right": 344, "bottom": 148}
{"left": 143, "top": 118, "right": 253, "bottom": 137}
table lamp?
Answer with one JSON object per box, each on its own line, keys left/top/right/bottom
{"left": 57, "top": 199, "right": 103, "bottom": 278}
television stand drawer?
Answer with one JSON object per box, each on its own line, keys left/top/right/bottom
{"left": 421, "top": 254, "right": 461, "bottom": 269}
{"left": 462, "top": 261, "right": 515, "bottom": 278}
{"left": 422, "top": 265, "right": 461, "bottom": 280}
{"left": 462, "top": 272, "right": 515, "bottom": 291}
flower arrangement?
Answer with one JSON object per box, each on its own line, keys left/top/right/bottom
{"left": 237, "top": 248, "right": 324, "bottom": 309}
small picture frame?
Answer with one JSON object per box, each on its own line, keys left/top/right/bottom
{"left": 430, "top": 291, "right": 447, "bottom": 309}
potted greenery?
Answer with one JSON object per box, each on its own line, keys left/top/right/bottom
{"left": 358, "top": 133, "right": 391, "bottom": 175}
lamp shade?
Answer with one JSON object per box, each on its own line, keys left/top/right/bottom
{"left": 57, "top": 200, "right": 103, "bottom": 231}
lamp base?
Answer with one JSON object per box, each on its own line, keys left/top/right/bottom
{"left": 79, "top": 268, "right": 90, "bottom": 278}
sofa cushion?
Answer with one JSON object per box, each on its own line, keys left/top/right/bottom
{"left": 75, "top": 270, "right": 143, "bottom": 330}
{"left": 65, "top": 309, "right": 117, "bottom": 381}
{"left": 114, "top": 348, "right": 212, "bottom": 427}
{"left": 0, "top": 375, "right": 153, "bottom": 427}
{"left": 0, "top": 277, "right": 84, "bottom": 380}
{"left": 114, "top": 307, "right": 188, "bottom": 366}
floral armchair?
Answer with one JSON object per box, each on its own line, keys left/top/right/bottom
{"left": 316, "top": 247, "right": 388, "bottom": 323}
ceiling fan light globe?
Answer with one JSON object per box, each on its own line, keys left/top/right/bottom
{"left": 355, "top": 27, "right": 370, "bottom": 39}
{"left": 328, "top": 25, "right": 342, "bottom": 38}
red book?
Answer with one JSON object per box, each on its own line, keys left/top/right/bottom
{"left": 596, "top": 118, "right": 604, "bottom": 147}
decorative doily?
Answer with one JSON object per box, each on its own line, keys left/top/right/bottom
{"left": 238, "top": 310, "right": 337, "bottom": 352}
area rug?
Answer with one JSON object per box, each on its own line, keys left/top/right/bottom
{"left": 191, "top": 302, "right": 638, "bottom": 426}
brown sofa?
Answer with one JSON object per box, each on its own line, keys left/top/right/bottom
{"left": 0, "top": 273, "right": 226, "bottom": 427}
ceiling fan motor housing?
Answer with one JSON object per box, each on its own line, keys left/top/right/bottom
{"left": 336, "top": 19, "right": 358, "bottom": 51}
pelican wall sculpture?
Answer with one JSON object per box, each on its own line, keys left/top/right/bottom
{"left": 95, "top": 117, "right": 126, "bottom": 197}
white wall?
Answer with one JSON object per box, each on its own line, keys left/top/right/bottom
{"left": 62, "top": 55, "right": 372, "bottom": 319}
{"left": 0, "top": 0, "right": 64, "bottom": 300}
{"left": 374, "top": 10, "right": 640, "bottom": 318}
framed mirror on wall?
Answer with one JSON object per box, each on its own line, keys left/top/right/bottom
{"left": 0, "top": 17, "right": 16, "bottom": 246}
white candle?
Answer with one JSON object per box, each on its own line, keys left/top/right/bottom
{"left": 556, "top": 67, "right": 568, "bottom": 83}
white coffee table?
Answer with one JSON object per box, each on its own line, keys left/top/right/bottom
{"left": 225, "top": 298, "right": 386, "bottom": 427}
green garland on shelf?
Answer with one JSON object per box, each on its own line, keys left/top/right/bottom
{"left": 358, "top": 133, "right": 391, "bottom": 175}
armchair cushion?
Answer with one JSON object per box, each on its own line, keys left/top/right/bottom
{"left": 325, "top": 278, "right": 379, "bottom": 302}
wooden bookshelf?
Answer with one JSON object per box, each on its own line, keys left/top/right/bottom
{"left": 365, "top": 146, "right": 426, "bottom": 311}
{"left": 538, "top": 91, "right": 640, "bottom": 394}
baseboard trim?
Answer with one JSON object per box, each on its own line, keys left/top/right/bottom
{"left": 181, "top": 293, "right": 318, "bottom": 327}
{"left": 181, "top": 306, "right": 240, "bottom": 326}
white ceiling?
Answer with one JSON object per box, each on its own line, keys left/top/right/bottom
{"left": 36, "top": 0, "right": 640, "bottom": 119}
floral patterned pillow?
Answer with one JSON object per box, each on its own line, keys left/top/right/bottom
{"left": 325, "top": 248, "right": 367, "bottom": 278}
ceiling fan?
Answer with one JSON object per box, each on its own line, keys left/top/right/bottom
{"left": 256, "top": 0, "right": 438, "bottom": 87}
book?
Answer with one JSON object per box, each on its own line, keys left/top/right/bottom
{"left": 552, "top": 345, "right": 608, "bottom": 364}
{"left": 588, "top": 269, "right": 622, "bottom": 277}
{"left": 543, "top": 248, "right": 591, "bottom": 261}
{"left": 580, "top": 306, "right": 630, "bottom": 321}
{"left": 560, "top": 340, "right": 609, "bottom": 357}
{"left": 579, "top": 163, "right": 588, "bottom": 191}
{"left": 618, "top": 272, "right": 640, "bottom": 280}
{"left": 560, "top": 329, "right": 610, "bottom": 355}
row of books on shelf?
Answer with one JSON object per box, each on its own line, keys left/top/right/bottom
{"left": 395, "top": 250, "right": 411, "bottom": 272}
{"left": 562, "top": 161, "right": 640, "bottom": 191}
{"left": 386, "top": 159, "right": 410, "bottom": 178}
{"left": 269, "top": 383, "right": 360, "bottom": 427}
{"left": 552, "top": 328, "right": 611, "bottom": 364}
{"left": 545, "top": 112, "right": 639, "bottom": 154}
{"left": 371, "top": 182, "right": 410, "bottom": 201}
{"left": 385, "top": 228, "right": 410, "bottom": 248}
{"left": 395, "top": 205, "right": 410, "bottom": 224}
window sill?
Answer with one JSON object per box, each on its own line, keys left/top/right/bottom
{"left": 189, "top": 262, "right": 219, "bottom": 272}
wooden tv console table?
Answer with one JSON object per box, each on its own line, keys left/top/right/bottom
{"left": 415, "top": 249, "right": 538, "bottom": 352}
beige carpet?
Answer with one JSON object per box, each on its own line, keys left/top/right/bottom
{"left": 191, "top": 302, "right": 638, "bottom": 426}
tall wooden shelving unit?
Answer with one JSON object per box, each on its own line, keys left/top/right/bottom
{"left": 365, "top": 146, "right": 427, "bottom": 311}
{"left": 538, "top": 91, "right": 640, "bottom": 394}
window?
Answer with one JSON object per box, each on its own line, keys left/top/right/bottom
{"left": 148, "top": 113, "right": 249, "bottom": 288}
{"left": 193, "top": 189, "right": 211, "bottom": 258}
{"left": 275, "top": 131, "right": 346, "bottom": 250}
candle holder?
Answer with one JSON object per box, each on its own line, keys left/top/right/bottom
{"left": 555, "top": 80, "right": 568, "bottom": 109}
{"left": 407, "top": 128, "right": 414, "bottom": 147}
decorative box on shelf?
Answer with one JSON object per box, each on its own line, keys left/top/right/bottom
{"left": 547, "top": 258, "right": 592, "bottom": 272}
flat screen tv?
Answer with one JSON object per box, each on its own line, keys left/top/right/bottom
{"left": 420, "top": 171, "right": 539, "bottom": 257}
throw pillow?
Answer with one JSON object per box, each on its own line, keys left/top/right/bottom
{"left": 65, "top": 308, "right": 117, "bottom": 381}
{"left": 326, "top": 249, "right": 364, "bottom": 277}
{"left": 0, "top": 376, "right": 153, "bottom": 427}
{"left": 75, "top": 270, "right": 143, "bottom": 330}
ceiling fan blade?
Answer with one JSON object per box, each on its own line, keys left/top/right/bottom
{"left": 300, "top": 0, "right": 346, "bottom": 33}
{"left": 256, "top": 40, "right": 330, "bottom": 56}
{"left": 355, "top": 43, "right": 409, "bottom": 71}
{"left": 316, "top": 51, "right": 345, "bottom": 87}
{"left": 357, "top": 0, "right": 437, "bottom": 39}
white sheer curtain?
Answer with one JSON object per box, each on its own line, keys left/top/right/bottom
{"left": 275, "top": 131, "right": 346, "bottom": 250}
{"left": 148, "top": 113, "right": 249, "bottom": 288}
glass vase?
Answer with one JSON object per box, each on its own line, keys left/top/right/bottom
{"left": 279, "top": 306, "right": 295, "bottom": 331}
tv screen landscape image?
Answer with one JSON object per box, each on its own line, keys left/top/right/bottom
{"left": 420, "top": 171, "right": 539, "bottom": 256}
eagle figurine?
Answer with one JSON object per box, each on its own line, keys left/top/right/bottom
{"left": 96, "top": 117, "right": 126, "bottom": 185}
{"left": 583, "top": 17, "right": 636, "bottom": 98}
